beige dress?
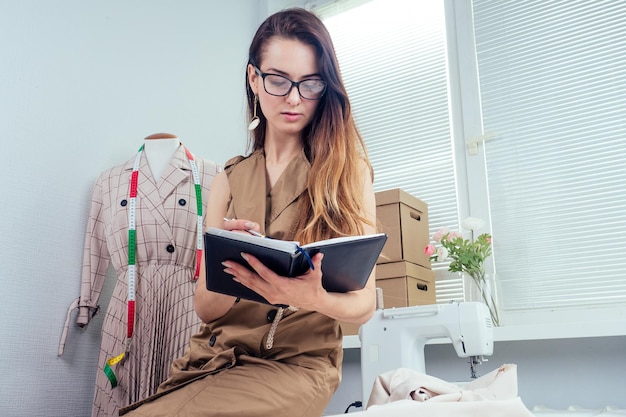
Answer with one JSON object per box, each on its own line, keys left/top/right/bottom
{"left": 75, "top": 146, "right": 220, "bottom": 417}
{"left": 120, "top": 150, "right": 344, "bottom": 417}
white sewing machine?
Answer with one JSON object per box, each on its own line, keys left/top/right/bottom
{"left": 359, "top": 301, "right": 494, "bottom": 405}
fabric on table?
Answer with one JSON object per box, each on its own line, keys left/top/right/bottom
{"left": 364, "top": 364, "right": 534, "bottom": 417}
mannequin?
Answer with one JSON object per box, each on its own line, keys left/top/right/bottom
{"left": 60, "top": 135, "right": 221, "bottom": 417}
{"left": 143, "top": 133, "right": 181, "bottom": 182}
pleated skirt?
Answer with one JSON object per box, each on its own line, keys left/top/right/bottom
{"left": 91, "top": 264, "right": 201, "bottom": 417}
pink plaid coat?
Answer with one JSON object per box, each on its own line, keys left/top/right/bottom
{"left": 66, "top": 145, "right": 220, "bottom": 417}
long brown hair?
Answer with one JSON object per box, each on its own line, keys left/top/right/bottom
{"left": 246, "top": 8, "right": 373, "bottom": 243}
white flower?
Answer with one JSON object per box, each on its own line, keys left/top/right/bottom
{"left": 461, "top": 217, "right": 485, "bottom": 231}
{"left": 436, "top": 246, "right": 449, "bottom": 262}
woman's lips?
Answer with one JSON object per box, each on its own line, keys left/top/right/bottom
{"left": 282, "top": 112, "right": 302, "bottom": 122}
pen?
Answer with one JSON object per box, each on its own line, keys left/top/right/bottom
{"left": 245, "top": 229, "right": 266, "bottom": 238}
{"left": 223, "top": 218, "right": 266, "bottom": 238}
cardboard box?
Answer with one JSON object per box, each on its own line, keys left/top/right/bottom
{"left": 376, "top": 189, "right": 430, "bottom": 268}
{"left": 339, "top": 261, "right": 436, "bottom": 335}
{"left": 375, "top": 261, "right": 436, "bottom": 308}
{"left": 339, "top": 321, "right": 361, "bottom": 336}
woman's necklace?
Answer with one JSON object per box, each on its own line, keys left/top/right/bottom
{"left": 104, "top": 143, "right": 203, "bottom": 388}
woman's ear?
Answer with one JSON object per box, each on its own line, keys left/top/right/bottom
{"left": 247, "top": 64, "right": 259, "bottom": 95}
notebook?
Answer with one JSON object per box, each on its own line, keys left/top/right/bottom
{"left": 204, "top": 227, "right": 387, "bottom": 305}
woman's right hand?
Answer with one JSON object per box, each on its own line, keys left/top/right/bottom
{"left": 222, "top": 218, "right": 263, "bottom": 235}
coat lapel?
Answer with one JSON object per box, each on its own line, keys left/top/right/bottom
{"left": 125, "top": 146, "right": 190, "bottom": 240}
{"left": 157, "top": 146, "right": 191, "bottom": 202}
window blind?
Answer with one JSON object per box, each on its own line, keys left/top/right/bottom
{"left": 473, "top": 0, "right": 626, "bottom": 310}
{"left": 316, "top": 0, "right": 465, "bottom": 302}
{"left": 317, "top": 0, "right": 626, "bottom": 316}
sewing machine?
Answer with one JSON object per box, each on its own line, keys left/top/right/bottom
{"left": 359, "top": 301, "right": 494, "bottom": 405}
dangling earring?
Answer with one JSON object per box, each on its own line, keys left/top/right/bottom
{"left": 248, "top": 95, "right": 260, "bottom": 131}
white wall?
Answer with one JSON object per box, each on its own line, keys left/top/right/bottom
{"left": 0, "top": 1, "right": 258, "bottom": 416}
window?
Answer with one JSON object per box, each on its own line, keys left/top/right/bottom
{"left": 319, "top": 0, "right": 465, "bottom": 302}
{"left": 317, "top": 0, "right": 626, "bottom": 326}
{"left": 472, "top": 0, "right": 626, "bottom": 312}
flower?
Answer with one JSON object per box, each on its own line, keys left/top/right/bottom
{"left": 432, "top": 227, "right": 449, "bottom": 243}
{"left": 425, "top": 217, "right": 500, "bottom": 326}
{"left": 461, "top": 217, "right": 485, "bottom": 231}
{"left": 436, "top": 246, "right": 449, "bottom": 262}
{"left": 427, "top": 220, "right": 492, "bottom": 277}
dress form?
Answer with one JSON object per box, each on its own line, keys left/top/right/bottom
{"left": 144, "top": 133, "right": 181, "bottom": 182}
{"left": 62, "top": 133, "right": 221, "bottom": 417}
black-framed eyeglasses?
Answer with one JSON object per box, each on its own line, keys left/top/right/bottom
{"left": 254, "top": 66, "right": 327, "bottom": 100}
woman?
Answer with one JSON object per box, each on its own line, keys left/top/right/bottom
{"left": 120, "top": 8, "right": 377, "bottom": 417}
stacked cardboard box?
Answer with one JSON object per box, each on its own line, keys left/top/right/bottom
{"left": 374, "top": 188, "right": 435, "bottom": 307}
{"left": 340, "top": 189, "right": 436, "bottom": 336}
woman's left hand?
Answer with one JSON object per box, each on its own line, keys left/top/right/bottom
{"left": 221, "top": 252, "right": 326, "bottom": 309}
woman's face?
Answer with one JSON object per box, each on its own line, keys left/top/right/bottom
{"left": 248, "top": 37, "right": 322, "bottom": 140}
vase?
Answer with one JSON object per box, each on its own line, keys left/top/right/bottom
{"left": 464, "top": 272, "right": 501, "bottom": 327}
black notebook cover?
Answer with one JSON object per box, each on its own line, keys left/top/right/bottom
{"left": 203, "top": 228, "right": 387, "bottom": 305}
